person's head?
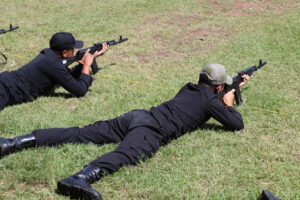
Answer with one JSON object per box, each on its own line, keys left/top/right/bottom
{"left": 198, "top": 63, "right": 232, "bottom": 93}
{"left": 49, "top": 32, "right": 83, "bottom": 58}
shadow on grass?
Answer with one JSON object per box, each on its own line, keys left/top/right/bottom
{"left": 198, "top": 123, "right": 235, "bottom": 132}
{"left": 44, "top": 92, "right": 75, "bottom": 99}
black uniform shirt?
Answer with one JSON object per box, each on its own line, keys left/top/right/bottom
{"left": 0, "top": 48, "right": 93, "bottom": 104}
{"left": 149, "top": 83, "right": 244, "bottom": 139}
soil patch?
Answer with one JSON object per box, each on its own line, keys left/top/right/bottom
{"left": 209, "top": 0, "right": 292, "bottom": 17}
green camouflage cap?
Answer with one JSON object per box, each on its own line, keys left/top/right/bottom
{"left": 200, "top": 63, "right": 232, "bottom": 85}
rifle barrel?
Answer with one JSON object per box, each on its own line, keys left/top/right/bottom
{"left": 63, "top": 36, "right": 128, "bottom": 68}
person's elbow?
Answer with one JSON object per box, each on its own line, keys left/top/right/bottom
{"left": 72, "top": 88, "right": 88, "bottom": 98}
{"left": 229, "top": 122, "right": 244, "bottom": 131}
{"left": 72, "top": 81, "right": 91, "bottom": 97}
{"left": 225, "top": 121, "right": 244, "bottom": 131}
{"left": 233, "top": 123, "right": 244, "bottom": 131}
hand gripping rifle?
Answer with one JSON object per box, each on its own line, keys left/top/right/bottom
{"left": 62, "top": 35, "right": 128, "bottom": 74}
{"left": 218, "top": 59, "right": 267, "bottom": 106}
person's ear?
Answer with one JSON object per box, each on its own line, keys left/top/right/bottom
{"left": 61, "top": 50, "right": 69, "bottom": 58}
{"left": 216, "top": 85, "right": 223, "bottom": 93}
{"left": 216, "top": 85, "right": 222, "bottom": 92}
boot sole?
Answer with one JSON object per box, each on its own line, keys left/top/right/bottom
{"left": 57, "top": 180, "right": 102, "bottom": 200}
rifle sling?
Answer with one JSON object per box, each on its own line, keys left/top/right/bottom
{"left": 0, "top": 51, "right": 7, "bottom": 66}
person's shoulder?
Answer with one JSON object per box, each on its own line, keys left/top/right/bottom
{"left": 187, "top": 82, "right": 209, "bottom": 92}
{"left": 179, "top": 82, "right": 214, "bottom": 98}
{"left": 184, "top": 82, "right": 198, "bottom": 88}
{"left": 45, "top": 48, "right": 64, "bottom": 63}
{"left": 38, "top": 49, "right": 67, "bottom": 72}
{"left": 39, "top": 48, "right": 60, "bottom": 62}
{"left": 196, "top": 83, "right": 218, "bottom": 100}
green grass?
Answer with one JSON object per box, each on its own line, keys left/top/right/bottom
{"left": 0, "top": 0, "right": 299, "bottom": 199}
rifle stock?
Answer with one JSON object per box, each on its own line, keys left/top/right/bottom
{"left": 62, "top": 35, "right": 128, "bottom": 74}
{"left": 218, "top": 59, "right": 267, "bottom": 106}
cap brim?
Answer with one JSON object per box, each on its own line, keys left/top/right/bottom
{"left": 74, "top": 40, "right": 83, "bottom": 49}
{"left": 225, "top": 75, "right": 233, "bottom": 85}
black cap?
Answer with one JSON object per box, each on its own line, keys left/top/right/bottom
{"left": 49, "top": 32, "right": 83, "bottom": 51}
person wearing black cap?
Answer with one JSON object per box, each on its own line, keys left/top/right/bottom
{"left": 0, "top": 32, "right": 109, "bottom": 110}
{"left": 0, "top": 64, "right": 249, "bottom": 199}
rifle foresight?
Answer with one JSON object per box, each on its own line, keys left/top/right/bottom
{"left": 107, "top": 35, "right": 128, "bottom": 45}
{"left": 0, "top": 24, "right": 19, "bottom": 34}
{"left": 239, "top": 59, "right": 267, "bottom": 76}
{"left": 257, "top": 59, "right": 267, "bottom": 70}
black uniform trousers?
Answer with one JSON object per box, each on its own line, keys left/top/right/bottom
{"left": 32, "top": 110, "right": 165, "bottom": 174}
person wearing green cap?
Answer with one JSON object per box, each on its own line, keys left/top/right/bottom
{"left": 0, "top": 32, "right": 109, "bottom": 110}
{"left": 0, "top": 63, "right": 249, "bottom": 200}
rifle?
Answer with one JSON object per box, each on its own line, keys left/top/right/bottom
{"left": 218, "top": 59, "right": 267, "bottom": 106}
{"left": 0, "top": 24, "right": 19, "bottom": 34}
{"left": 0, "top": 24, "right": 19, "bottom": 66}
{"left": 62, "top": 35, "right": 128, "bottom": 74}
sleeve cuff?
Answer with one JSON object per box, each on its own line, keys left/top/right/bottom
{"left": 79, "top": 73, "right": 93, "bottom": 86}
{"left": 227, "top": 106, "right": 237, "bottom": 112}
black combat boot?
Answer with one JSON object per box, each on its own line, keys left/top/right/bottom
{"left": 0, "top": 133, "right": 36, "bottom": 157}
{"left": 57, "top": 164, "right": 104, "bottom": 200}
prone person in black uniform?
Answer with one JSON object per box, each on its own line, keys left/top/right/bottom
{"left": 0, "top": 32, "right": 109, "bottom": 110}
{"left": 0, "top": 64, "right": 249, "bottom": 200}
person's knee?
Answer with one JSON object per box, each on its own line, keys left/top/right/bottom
{"left": 118, "top": 133, "right": 160, "bottom": 164}
{"left": 143, "top": 134, "right": 160, "bottom": 157}
{"left": 89, "top": 132, "right": 161, "bottom": 173}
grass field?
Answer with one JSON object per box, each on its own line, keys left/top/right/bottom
{"left": 0, "top": 0, "right": 299, "bottom": 199}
